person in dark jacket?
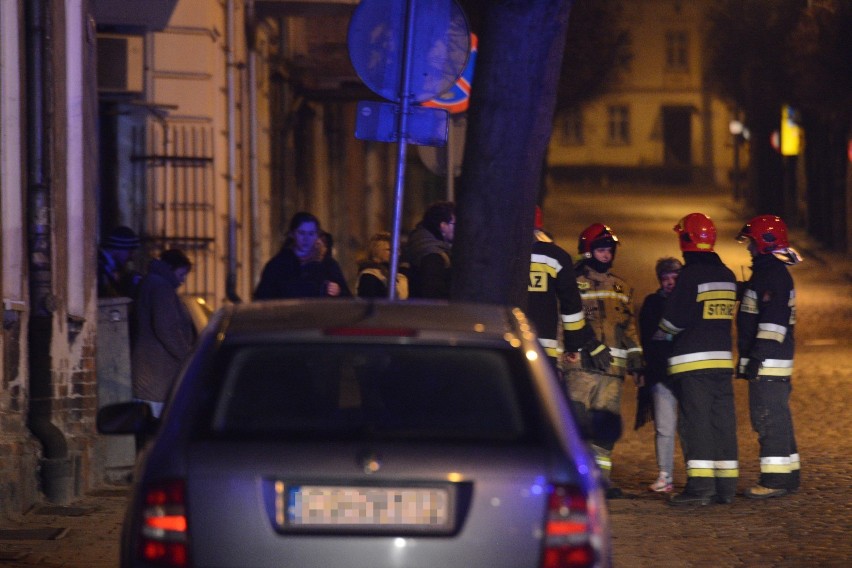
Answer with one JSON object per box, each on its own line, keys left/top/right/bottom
{"left": 736, "top": 214, "right": 803, "bottom": 499}
{"left": 254, "top": 212, "right": 351, "bottom": 300}
{"left": 404, "top": 201, "right": 454, "bottom": 299}
{"left": 356, "top": 231, "right": 409, "bottom": 299}
{"left": 131, "top": 249, "right": 196, "bottom": 418}
{"left": 636, "top": 257, "right": 682, "bottom": 494}
{"left": 660, "top": 213, "right": 738, "bottom": 506}
{"left": 527, "top": 206, "right": 585, "bottom": 374}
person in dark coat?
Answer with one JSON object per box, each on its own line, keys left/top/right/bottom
{"left": 254, "top": 212, "right": 351, "bottom": 300}
{"left": 403, "top": 201, "right": 454, "bottom": 299}
{"left": 131, "top": 249, "right": 196, "bottom": 418}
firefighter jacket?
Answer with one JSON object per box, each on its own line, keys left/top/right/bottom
{"left": 736, "top": 254, "right": 796, "bottom": 378}
{"left": 659, "top": 252, "right": 737, "bottom": 376}
{"left": 574, "top": 262, "right": 642, "bottom": 374}
{"left": 528, "top": 231, "right": 586, "bottom": 358}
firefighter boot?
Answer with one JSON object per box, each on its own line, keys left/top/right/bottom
{"left": 745, "top": 485, "right": 788, "bottom": 499}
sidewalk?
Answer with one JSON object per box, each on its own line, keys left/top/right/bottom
{"left": 0, "top": 484, "right": 129, "bottom": 567}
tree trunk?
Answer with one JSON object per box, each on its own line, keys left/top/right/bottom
{"left": 746, "top": 105, "right": 785, "bottom": 217}
{"left": 451, "top": 0, "right": 573, "bottom": 308}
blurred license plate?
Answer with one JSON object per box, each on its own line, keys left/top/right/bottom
{"left": 277, "top": 484, "right": 451, "bottom": 530}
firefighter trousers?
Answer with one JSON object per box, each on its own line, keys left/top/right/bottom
{"left": 749, "top": 378, "right": 800, "bottom": 491}
{"left": 675, "top": 371, "right": 739, "bottom": 499}
{"left": 565, "top": 369, "right": 623, "bottom": 479}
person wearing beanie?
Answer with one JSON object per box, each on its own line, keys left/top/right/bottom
{"left": 564, "top": 222, "right": 642, "bottom": 499}
{"left": 661, "top": 213, "right": 739, "bottom": 506}
{"left": 97, "top": 225, "right": 142, "bottom": 298}
{"left": 635, "top": 256, "right": 683, "bottom": 494}
{"left": 131, "top": 248, "right": 197, "bottom": 418}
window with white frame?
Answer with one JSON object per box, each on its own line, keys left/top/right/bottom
{"left": 665, "top": 30, "right": 689, "bottom": 72}
{"left": 606, "top": 105, "right": 630, "bottom": 145}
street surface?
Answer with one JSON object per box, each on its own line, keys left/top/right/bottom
{"left": 547, "top": 181, "right": 852, "bottom": 567}
{"left": 1, "top": 182, "right": 850, "bottom": 567}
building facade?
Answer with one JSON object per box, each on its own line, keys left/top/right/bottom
{"left": 1, "top": 0, "right": 102, "bottom": 516}
{"left": 548, "top": 0, "right": 741, "bottom": 186}
{"left": 1, "top": 0, "right": 406, "bottom": 516}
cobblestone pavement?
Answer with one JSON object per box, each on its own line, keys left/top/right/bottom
{"left": 0, "top": 183, "right": 849, "bottom": 567}
{"left": 550, "top": 182, "right": 852, "bottom": 567}
{"left": 0, "top": 486, "right": 128, "bottom": 567}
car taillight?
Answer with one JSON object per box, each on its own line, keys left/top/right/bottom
{"left": 138, "top": 480, "right": 189, "bottom": 567}
{"left": 540, "top": 484, "right": 597, "bottom": 568}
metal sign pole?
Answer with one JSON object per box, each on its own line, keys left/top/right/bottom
{"left": 446, "top": 117, "right": 455, "bottom": 202}
{"left": 388, "top": 0, "right": 417, "bottom": 300}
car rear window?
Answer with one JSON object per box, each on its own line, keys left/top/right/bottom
{"left": 208, "top": 344, "right": 537, "bottom": 442}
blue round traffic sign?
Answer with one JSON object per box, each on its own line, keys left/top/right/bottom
{"left": 348, "top": 0, "right": 470, "bottom": 103}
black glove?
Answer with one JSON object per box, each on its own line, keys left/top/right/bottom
{"left": 581, "top": 340, "right": 612, "bottom": 372}
{"left": 742, "top": 357, "right": 762, "bottom": 381}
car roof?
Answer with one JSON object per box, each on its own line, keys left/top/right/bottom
{"left": 212, "top": 299, "right": 528, "bottom": 345}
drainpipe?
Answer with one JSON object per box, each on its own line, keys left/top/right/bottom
{"left": 225, "top": 0, "right": 241, "bottom": 302}
{"left": 246, "top": 0, "right": 261, "bottom": 287}
{"left": 25, "top": 0, "right": 72, "bottom": 504}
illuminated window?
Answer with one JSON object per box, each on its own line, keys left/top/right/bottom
{"left": 607, "top": 105, "right": 630, "bottom": 145}
{"left": 665, "top": 30, "right": 689, "bottom": 72}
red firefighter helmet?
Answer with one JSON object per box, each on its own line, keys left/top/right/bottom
{"left": 736, "top": 214, "right": 790, "bottom": 253}
{"left": 674, "top": 213, "right": 716, "bottom": 252}
{"left": 578, "top": 223, "right": 619, "bottom": 258}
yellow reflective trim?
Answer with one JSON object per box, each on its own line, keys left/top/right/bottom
{"left": 715, "top": 469, "right": 739, "bottom": 478}
{"left": 756, "top": 330, "right": 785, "bottom": 342}
{"left": 741, "top": 292, "right": 758, "bottom": 314}
{"left": 686, "top": 468, "right": 715, "bottom": 478}
{"left": 659, "top": 318, "right": 682, "bottom": 334}
{"left": 589, "top": 344, "right": 607, "bottom": 356}
{"left": 530, "top": 263, "right": 557, "bottom": 278}
{"left": 669, "top": 359, "right": 734, "bottom": 374}
{"left": 760, "top": 367, "right": 794, "bottom": 377}
{"left": 563, "top": 320, "right": 585, "bottom": 331}
{"left": 760, "top": 463, "right": 791, "bottom": 474}
{"left": 580, "top": 290, "right": 630, "bottom": 303}
{"left": 561, "top": 311, "right": 585, "bottom": 323}
{"left": 696, "top": 290, "right": 737, "bottom": 302}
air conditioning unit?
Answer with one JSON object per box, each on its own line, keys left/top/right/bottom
{"left": 97, "top": 34, "right": 144, "bottom": 93}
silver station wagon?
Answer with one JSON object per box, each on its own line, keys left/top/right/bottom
{"left": 98, "top": 299, "right": 611, "bottom": 568}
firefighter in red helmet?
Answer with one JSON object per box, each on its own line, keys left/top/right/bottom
{"left": 565, "top": 222, "right": 642, "bottom": 498}
{"left": 736, "top": 214, "right": 802, "bottom": 499}
{"left": 661, "top": 212, "right": 739, "bottom": 506}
